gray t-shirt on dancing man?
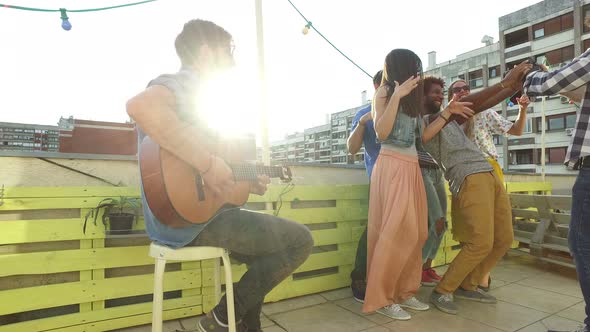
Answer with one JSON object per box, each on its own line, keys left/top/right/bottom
{"left": 423, "top": 117, "right": 493, "bottom": 195}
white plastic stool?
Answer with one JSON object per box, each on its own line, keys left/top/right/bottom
{"left": 149, "top": 242, "right": 236, "bottom": 332}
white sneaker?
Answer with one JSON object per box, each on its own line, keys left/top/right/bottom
{"left": 400, "top": 297, "right": 430, "bottom": 311}
{"left": 376, "top": 304, "right": 411, "bottom": 320}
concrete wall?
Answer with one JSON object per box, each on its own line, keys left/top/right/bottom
{"left": 499, "top": 0, "right": 574, "bottom": 32}
{"left": 1, "top": 156, "right": 139, "bottom": 187}
{"left": 1, "top": 155, "right": 577, "bottom": 195}
{"left": 0, "top": 156, "right": 369, "bottom": 187}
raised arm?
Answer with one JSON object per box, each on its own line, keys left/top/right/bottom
{"left": 524, "top": 48, "right": 590, "bottom": 97}
{"left": 450, "top": 60, "right": 533, "bottom": 124}
{"left": 422, "top": 98, "right": 475, "bottom": 143}
{"left": 373, "top": 76, "right": 420, "bottom": 141}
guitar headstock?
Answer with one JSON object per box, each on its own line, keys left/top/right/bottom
{"left": 278, "top": 166, "right": 293, "bottom": 183}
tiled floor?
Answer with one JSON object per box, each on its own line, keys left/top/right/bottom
{"left": 117, "top": 251, "right": 586, "bottom": 332}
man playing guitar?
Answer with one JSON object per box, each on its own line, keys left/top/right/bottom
{"left": 127, "top": 19, "right": 313, "bottom": 332}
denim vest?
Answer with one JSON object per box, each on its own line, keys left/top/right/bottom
{"left": 379, "top": 109, "right": 420, "bottom": 148}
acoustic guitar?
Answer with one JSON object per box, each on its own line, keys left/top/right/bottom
{"left": 139, "top": 136, "right": 292, "bottom": 228}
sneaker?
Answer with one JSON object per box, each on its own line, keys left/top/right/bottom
{"left": 400, "top": 297, "right": 430, "bottom": 311}
{"left": 454, "top": 287, "right": 497, "bottom": 303}
{"left": 427, "top": 268, "right": 443, "bottom": 281}
{"left": 351, "top": 280, "right": 366, "bottom": 303}
{"left": 430, "top": 291, "right": 458, "bottom": 315}
{"left": 198, "top": 312, "right": 228, "bottom": 332}
{"left": 376, "top": 304, "right": 411, "bottom": 320}
{"left": 422, "top": 269, "right": 439, "bottom": 286}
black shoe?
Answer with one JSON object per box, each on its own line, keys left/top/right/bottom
{"left": 351, "top": 280, "right": 366, "bottom": 303}
{"left": 198, "top": 312, "right": 229, "bottom": 332}
{"left": 198, "top": 311, "right": 246, "bottom": 332}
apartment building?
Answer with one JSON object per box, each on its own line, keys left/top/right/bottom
{"left": 425, "top": 0, "right": 584, "bottom": 174}
{"left": 304, "top": 124, "right": 332, "bottom": 164}
{"left": 0, "top": 122, "right": 60, "bottom": 152}
{"left": 270, "top": 132, "right": 305, "bottom": 164}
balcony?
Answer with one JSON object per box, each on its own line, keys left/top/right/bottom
{"left": 0, "top": 154, "right": 582, "bottom": 332}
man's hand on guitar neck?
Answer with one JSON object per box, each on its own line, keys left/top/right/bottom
{"left": 201, "top": 156, "right": 235, "bottom": 196}
{"left": 250, "top": 175, "right": 270, "bottom": 196}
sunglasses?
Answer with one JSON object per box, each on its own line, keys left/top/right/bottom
{"left": 452, "top": 86, "right": 470, "bottom": 93}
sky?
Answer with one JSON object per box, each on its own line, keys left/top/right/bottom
{"left": 0, "top": 0, "right": 544, "bottom": 142}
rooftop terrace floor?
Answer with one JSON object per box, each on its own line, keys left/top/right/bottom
{"left": 115, "top": 251, "right": 585, "bottom": 332}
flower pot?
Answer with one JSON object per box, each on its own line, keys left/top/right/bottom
{"left": 108, "top": 213, "right": 135, "bottom": 234}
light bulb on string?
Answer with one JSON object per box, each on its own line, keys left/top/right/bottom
{"left": 508, "top": 101, "right": 514, "bottom": 107}
{"left": 60, "top": 8, "right": 71, "bottom": 31}
{"left": 302, "top": 21, "right": 312, "bottom": 35}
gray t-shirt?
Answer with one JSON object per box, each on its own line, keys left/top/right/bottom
{"left": 423, "top": 118, "right": 492, "bottom": 195}
{"left": 138, "top": 68, "right": 207, "bottom": 248}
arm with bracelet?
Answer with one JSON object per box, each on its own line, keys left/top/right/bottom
{"left": 422, "top": 97, "right": 475, "bottom": 143}
{"left": 442, "top": 60, "right": 533, "bottom": 125}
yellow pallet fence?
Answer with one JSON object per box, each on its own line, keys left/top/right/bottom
{"left": 0, "top": 182, "right": 551, "bottom": 331}
{"left": 0, "top": 185, "right": 367, "bottom": 332}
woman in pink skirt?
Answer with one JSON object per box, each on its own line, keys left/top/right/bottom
{"left": 363, "top": 49, "right": 430, "bottom": 320}
{"left": 365, "top": 49, "right": 474, "bottom": 319}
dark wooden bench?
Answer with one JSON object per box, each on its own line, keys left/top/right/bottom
{"left": 511, "top": 193, "right": 573, "bottom": 268}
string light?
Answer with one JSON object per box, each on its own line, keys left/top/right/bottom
{"left": 286, "top": 0, "right": 372, "bottom": 79}
{"left": 59, "top": 8, "right": 71, "bottom": 31}
{"left": 302, "top": 21, "right": 312, "bottom": 35}
{"left": 0, "top": 0, "right": 157, "bottom": 31}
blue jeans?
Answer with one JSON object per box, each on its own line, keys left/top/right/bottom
{"left": 190, "top": 209, "right": 313, "bottom": 329}
{"left": 569, "top": 168, "right": 590, "bottom": 329}
{"left": 420, "top": 167, "right": 448, "bottom": 262}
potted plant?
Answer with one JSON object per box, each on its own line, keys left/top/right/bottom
{"left": 83, "top": 196, "right": 142, "bottom": 234}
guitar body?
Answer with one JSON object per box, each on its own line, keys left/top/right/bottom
{"left": 140, "top": 136, "right": 291, "bottom": 228}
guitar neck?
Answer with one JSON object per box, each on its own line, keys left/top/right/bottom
{"left": 230, "top": 164, "right": 284, "bottom": 181}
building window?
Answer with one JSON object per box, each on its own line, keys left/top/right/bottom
{"left": 538, "top": 45, "right": 575, "bottom": 67}
{"left": 536, "top": 112, "right": 576, "bottom": 132}
{"left": 511, "top": 149, "right": 533, "bottom": 165}
{"left": 548, "top": 117, "right": 565, "bottom": 130}
{"left": 493, "top": 135, "right": 502, "bottom": 145}
{"left": 505, "top": 28, "right": 529, "bottom": 48}
{"left": 468, "top": 69, "right": 483, "bottom": 89}
{"left": 566, "top": 113, "right": 577, "bottom": 128}
{"left": 488, "top": 65, "right": 500, "bottom": 78}
{"left": 450, "top": 74, "right": 465, "bottom": 84}
{"left": 539, "top": 147, "right": 567, "bottom": 164}
{"left": 533, "top": 12, "right": 573, "bottom": 39}
{"left": 523, "top": 118, "right": 533, "bottom": 134}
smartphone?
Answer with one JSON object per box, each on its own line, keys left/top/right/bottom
{"left": 505, "top": 57, "right": 540, "bottom": 104}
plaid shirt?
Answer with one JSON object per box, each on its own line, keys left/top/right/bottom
{"left": 523, "top": 48, "right": 590, "bottom": 169}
